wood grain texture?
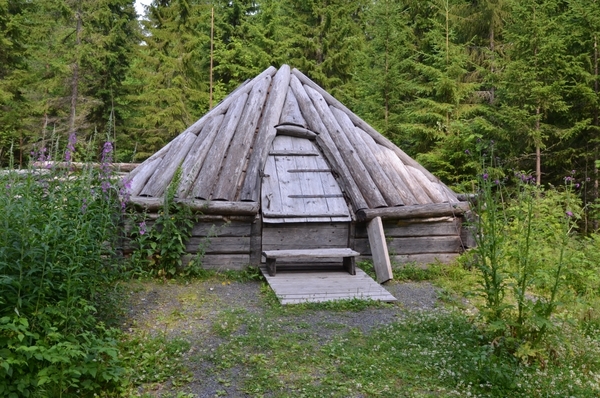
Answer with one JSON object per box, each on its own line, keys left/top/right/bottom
{"left": 186, "top": 236, "right": 251, "bottom": 254}
{"left": 355, "top": 218, "right": 461, "bottom": 238}
{"left": 192, "top": 93, "right": 249, "bottom": 199}
{"left": 379, "top": 146, "right": 431, "bottom": 205}
{"left": 180, "top": 66, "right": 276, "bottom": 137}
{"left": 367, "top": 217, "right": 393, "bottom": 283}
{"left": 129, "top": 196, "right": 259, "bottom": 215}
{"left": 140, "top": 132, "right": 197, "bottom": 197}
{"left": 129, "top": 157, "right": 163, "bottom": 196}
{"left": 262, "top": 223, "right": 349, "bottom": 250}
{"left": 212, "top": 74, "right": 272, "bottom": 201}
{"left": 260, "top": 267, "right": 397, "bottom": 304}
{"left": 191, "top": 221, "right": 252, "bottom": 237}
{"left": 356, "top": 128, "right": 418, "bottom": 205}
{"left": 289, "top": 74, "right": 368, "bottom": 211}
{"left": 305, "top": 85, "right": 387, "bottom": 209}
{"left": 356, "top": 202, "right": 470, "bottom": 222}
{"left": 262, "top": 248, "right": 359, "bottom": 259}
{"left": 355, "top": 236, "right": 462, "bottom": 255}
{"left": 241, "top": 64, "right": 292, "bottom": 202}
{"left": 275, "top": 124, "right": 317, "bottom": 140}
{"left": 279, "top": 89, "right": 307, "bottom": 126}
{"left": 177, "top": 114, "right": 225, "bottom": 198}
{"left": 331, "top": 106, "right": 404, "bottom": 207}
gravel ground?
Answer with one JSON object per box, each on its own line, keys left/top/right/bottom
{"left": 124, "top": 276, "right": 441, "bottom": 397}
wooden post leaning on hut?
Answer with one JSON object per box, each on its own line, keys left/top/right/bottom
{"left": 367, "top": 216, "right": 393, "bottom": 284}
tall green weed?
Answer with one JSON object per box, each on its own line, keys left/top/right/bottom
{"left": 0, "top": 139, "right": 127, "bottom": 396}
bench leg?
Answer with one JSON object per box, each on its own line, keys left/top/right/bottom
{"left": 266, "top": 258, "right": 276, "bottom": 276}
{"left": 343, "top": 257, "right": 356, "bottom": 275}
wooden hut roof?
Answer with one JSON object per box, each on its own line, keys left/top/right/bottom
{"left": 127, "top": 65, "right": 462, "bottom": 218}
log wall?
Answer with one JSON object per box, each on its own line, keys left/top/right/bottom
{"left": 353, "top": 216, "right": 465, "bottom": 265}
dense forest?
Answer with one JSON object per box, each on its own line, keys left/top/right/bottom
{"left": 1, "top": 0, "right": 599, "bottom": 196}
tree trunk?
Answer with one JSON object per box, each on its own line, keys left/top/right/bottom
{"left": 594, "top": 34, "right": 598, "bottom": 230}
{"left": 536, "top": 106, "right": 541, "bottom": 186}
{"left": 69, "top": 5, "right": 82, "bottom": 136}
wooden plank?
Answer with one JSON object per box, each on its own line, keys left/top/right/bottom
{"left": 250, "top": 214, "right": 262, "bottom": 265}
{"left": 331, "top": 107, "right": 404, "bottom": 207}
{"left": 212, "top": 74, "right": 272, "bottom": 201}
{"left": 262, "top": 248, "right": 359, "bottom": 259}
{"left": 305, "top": 85, "right": 387, "bottom": 209}
{"left": 274, "top": 136, "right": 306, "bottom": 220}
{"left": 177, "top": 114, "right": 225, "bottom": 198}
{"left": 406, "top": 165, "right": 445, "bottom": 203}
{"left": 279, "top": 88, "right": 307, "bottom": 126}
{"left": 180, "top": 66, "right": 277, "bottom": 137}
{"left": 191, "top": 221, "right": 251, "bottom": 237}
{"left": 127, "top": 140, "right": 173, "bottom": 182}
{"left": 186, "top": 236, "right": 250, "bottom": 254}
{"left": 129, "top": 196, "right": 259, "bottom": 215}
{"left": 128, "top": 157, "right": 162, "bottom": 196}
{"left": 291, "top": 137, "right": 330, "bottom": 221}
{"left": 290, "top": 68, "right": 447, "bottom": 187}
{"left": 192, "top": 93, "right": 249, "bottom": 200}
{"left": 260, "top": 268, "right": 397, "bottom": 304}
{"left": 262, "top": 223, "right": 349, "bottom": 250}
{"left": 289, "top": 74, "right": 368, "bottom": 211}
{"left": 379, "top": 146, "right": 430, "bottom": 205}
{"left": 355, "top": 218, "right": 461, "bottom": 238}
{"left": 182, "top": 254, "right": 249, "bottom": 270}
{"left": 241, "top": 65, "right": 292, "bottom": 202}
{"left": 139, "top": 132, "right": 196, "bottom": 197}
{"left": 357, "top": 202, "right": 470, "bottom": 222}
{"left": 391, "top": 253, "right": 460, "bottom": 265}
{"left": 262, "top": 154, "right": 284, "bottom": 216}
{"left": 313, "top": 154, "right": 352, "bottom": 220}
{"left": 275, "top": 124, "right": 317, "bottom": 140}
{"left": 268, "top": 150, "right": 319, "bottom": 156}
{"left": 356, "top": 128, "right": 418, "bottom": 205}
{"left": 355, "top": 236, "right": 462, "bottom": 255}
{"left": 367, "top": 217, "right": 393, "bottom": 283}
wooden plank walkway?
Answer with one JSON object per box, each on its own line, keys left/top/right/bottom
{"left": 260, "top": 267, "right": 397, "bottom": 305}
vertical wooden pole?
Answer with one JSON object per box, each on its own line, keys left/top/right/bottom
{"left": 367, "top": 216, "right": 393, "bottom": 284}
{"left": 209, "top": 7, "right": 214, "bottom": 110}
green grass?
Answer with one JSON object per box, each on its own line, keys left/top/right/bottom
{"left": 120, "top": 273, "right": 600, "bottom": 397}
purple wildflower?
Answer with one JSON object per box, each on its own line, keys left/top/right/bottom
{"left": 464, "top": 149, "right": 470, "bottom": 155}
{"left": 101, "top": 180, "right": 111, "bottom": 194}
{"left": 119, "top": 178, "right": 132, "bottom": 213}
{"left": 494, "top": 179, "right": 500, "bottom": 185}
{"left": 101, "top": 142, "right": 113, "bottom": 177}
{"left": 81, "top": 198, "right": 88, "bottom": 214}
{"left": 566, "top": 211, "right": 573, "bottom": 217}
{"left": 65, "top": 133, "right": 77, "bottom": 162}
{"left": 139, "top": 221, "right": 147, "bottom": 236}
{"left": 482, "top": 173, "right": 489, "bottom": 181}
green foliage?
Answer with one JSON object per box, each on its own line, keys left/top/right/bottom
{"left": 130, "top": 169, "right": 195, "bottom": 278}
{"left": 0, "top": 140, "right": 128, "bottom": 395}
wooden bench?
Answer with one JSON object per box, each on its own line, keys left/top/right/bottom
{"left": 262, "top": 248, "right": 360, "bottom": 276}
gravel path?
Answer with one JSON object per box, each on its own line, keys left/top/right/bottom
{"left": 124, "top": 276, "right": 441, "bottom": 397}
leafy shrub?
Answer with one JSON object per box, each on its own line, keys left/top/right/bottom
{"left": 0, "top": 141, "right": 127, "bottom": 396}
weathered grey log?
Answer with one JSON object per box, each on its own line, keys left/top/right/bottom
{"left": 289, "top": 76, "right": 367, "bottom": 211}
{"left": 275, "top": 124, "right": 318, "bottom": 140}
{"left": 356, "top": 202, "right": 470, "bottom": 222}
{"left": 186, "top": 236, "right": 251, "bottom": 254}
{"left": 356, "top": 253, "right": 460, "bottom": 266}
{"left": 241, "top": 65, "right": 292, "bottom": 202}
{"left": 127, "top": 139, "right": 173, "bottom": 180}
{"left": 356, "top": 218, "right": 461, "bottom": 238}
{"left": 177, "top": 114, "right": 225, "bottom": 198}
{"left": 191, "top": 221, "right": 251, "bottom": 237}
{"left": 129, "top": 196, "right": 259, "bottom": 215}
{"left": 291, "top": 68, "right": 454, "bottom": 191}
{"left": 331, "top": 107, "right": 404, "bottom": 207}
{"left": 128, "top": 157, "right": 162, "bottom": 196}
{"left": 279, "top": 89, "right": 307, "bottom": 126}
{"left": 262, "top": 223, "right": 349, "bottom": 250}
{"left": 180, "top": 66, "right": 277, "bottom": 137}
{"left": 32, "top": 161, "right": 140, "bottom": 172}
{"left": 380, "top": 146, "right": 431, "bottom": 204}
{"left": 356, "top": 128, "right": 418, "bottom": 205}
{"left": 139, "top": 132, "right": 197, "bottom": 197}
{"left": 367, "top": 217, "right": 393, "bottom": 284}
{"left": 193, "top": 93, "right": 249, "bottom": 199}
{"left": 250, "top": 215, "right": 263, "bottom": 265}
{"left": 213, "top": 74, "right": 272, "bottom": 201}
{"left": 406, "top": 165, "right": 445, "bottom": 203}
{"left": 305, "top": 85, "right": 387, "bottom": 209}
{"left": 355, "top": 235, "right": 462, "bottom": 255}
